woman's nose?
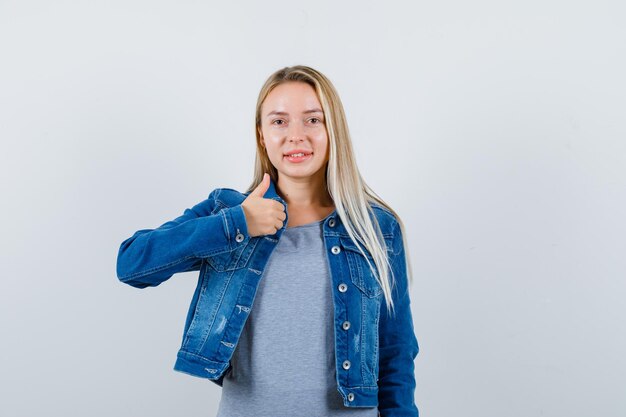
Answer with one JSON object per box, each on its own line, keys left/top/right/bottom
{"left": 288, "top": 122, "right": 305, "bottom": 140}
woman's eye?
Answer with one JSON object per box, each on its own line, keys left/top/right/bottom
{"left": 272, "top": 118, "right": 322, "bottom": 125}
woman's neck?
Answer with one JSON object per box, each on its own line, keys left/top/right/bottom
{"left": 276, "top": 174, "right": 335, "bottom": 227}
{"left": 276, "top": 174, "right": 333, "bottom": 208}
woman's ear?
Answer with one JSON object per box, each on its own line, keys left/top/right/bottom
{"left": 258, "top": 128, "right": 264, "bottom": 148}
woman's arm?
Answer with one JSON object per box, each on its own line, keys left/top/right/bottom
{"left": 377, "top": 221, "right": 420, "bottom": 417}
{"left": 116, "top": 189, "right": 249, "bottom": 289}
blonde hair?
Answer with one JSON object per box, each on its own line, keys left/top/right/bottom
{"left": 246, "top": 65, "right": 413, "bottom": 317}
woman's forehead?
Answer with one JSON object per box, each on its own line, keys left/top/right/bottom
{"left": 263, "top": 82, "right": 322, "bottom": 114}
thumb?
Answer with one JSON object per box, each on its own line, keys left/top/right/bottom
{"left": 250, "top": 173, "right": 270, "bottom": 198}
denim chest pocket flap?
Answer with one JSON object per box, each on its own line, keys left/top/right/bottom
{"left": 339, "top": 236, "right": 393, "bottom": 298}
{"left": 205, "top": 242, "right": 254, "bottom": 272}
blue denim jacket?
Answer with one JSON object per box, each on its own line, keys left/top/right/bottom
{"left": 116, "top": 178, "right": 419, "bottom": 416}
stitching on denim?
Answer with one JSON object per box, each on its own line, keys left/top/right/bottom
{"left": 174, "top": 367, "right": 212, "bottom": 379}
{"left": 373, "top": 298, "right": 381, "bottom": 381}
{"left": 121, "top": 244, "right": 234, "bottom": 280}
{"left": 360, "top": 290, "right": 367, "bottom": 385}
{"left": 204, "top": 236, "right": 254, "bottom": 272}
{"left": 120, "top": 213, "right": 240, "bottom": 280}
{"left": 341, "top": 384, "right": 379, "bottom": 390}
{"left": 197, "top": 268, "right": 237, "bottom": 353}
{"left": 333, "top": 231, "right": 393, "bottom": 239}
{"left": 340, "top": 237, "right": 394, "bottom": 253}
{"left": 344, "top": 249, "right": 381, "bottom": 298}
{"left": 182, "top": 268, "right": 210, "bottom": 347}
{"left": 391, "top": 220, "right": 401, "bottom": 255}
{"left": 178, "top": 350, "right": 220, "bottom": 363}
{"left": 119, "top": 255, "right": 199, "bottom": 281}
{"left": 197, "top": 245, "right": 232, "bottom": 258}
{"left": 235, "top": 304, "right": 250, "bottom": 313}
{"left": 229, "top": 235, "right": 247, "bottom": 268}
{"left": 204, "top": 253, "right": 230, "bottom": 272}
{"left": 184, "top": 267, "right": 221, "bottom": 347}
{"left": 213, "top": 188, "right": 223, "bottom": 206}
{"left": 197, "top": 292, "right": 225, "bottom": 351}
{"left": 218, "top": 187, "right": 239, "bottom": 192}
{"left": 210, "top": 200, "right": 227, "bottom": 215}
{"left": 216, "top": 275, "right": 249, "bottom": 350}
{"left": 220, "top": 209, "right": 231, "bottom": 251}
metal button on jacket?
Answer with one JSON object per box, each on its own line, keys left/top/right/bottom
{"left": 329, "top": 218, "right": 336, "bottom": 227}
{"left": 331, "top": 245, "right": 341, "bottom": 254}
{"left": 343, "top": 360, "right": 351, "bottom": 370}
{"left": 338, "top": 283, "right": 347, "bottom": 292}
{"left": 342, "top": 320, "right": 351, "bottom": 330}
{"left": 347, "top": 393, "right": 355, "bottom": 402}
{"left": 235, "top": 233, "right": 244, "bottom": 243}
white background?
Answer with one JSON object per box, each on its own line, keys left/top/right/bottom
{"left": 1, "top": 1, "right": 624, "bottom": 416}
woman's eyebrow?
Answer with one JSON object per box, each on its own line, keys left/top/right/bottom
{"left": 266, "top": 108, "right": 323, "bottom": 118}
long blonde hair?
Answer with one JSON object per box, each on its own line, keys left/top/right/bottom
{"left": 246, "top": 65, "right": 413, "bottom": 317}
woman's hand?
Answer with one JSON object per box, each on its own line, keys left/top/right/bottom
{"left": 241, "top": 173, "right": 286, "bottom": 237}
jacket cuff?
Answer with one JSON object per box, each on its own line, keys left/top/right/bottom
{"left": 220, "top": 204, "right": 249, "bottom": 248}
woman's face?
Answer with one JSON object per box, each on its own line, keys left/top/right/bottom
{"left": 259, "top": 81, "right": 329, "bottom": 181}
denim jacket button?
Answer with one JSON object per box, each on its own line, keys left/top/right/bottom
{"left": 338, "top": 283, "right": 348, "bottom": 292}
{"left": 342, "top": 320, "right": 350, "bottom": 330}
{"left": 347, "top": 392, "right": 355, "bottom": 402}
{"left": 235, "top": 233, "right": 244, "bottom": 243}
{"left": 331, "top": 245, "right": 341, "bottom": 254}
{"left": 329, "top": 218, "right": 336, "bottom": 227}
{"left": 342, "top": 360, "right": 351, "bottom": 370}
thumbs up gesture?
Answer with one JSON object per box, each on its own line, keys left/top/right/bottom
{"left": 241, "top": 173, "right": 287, "bottom": 237}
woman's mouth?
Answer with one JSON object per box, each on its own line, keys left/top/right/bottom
{"left": 284, "top": 152, "right": 313, "bottom": 163}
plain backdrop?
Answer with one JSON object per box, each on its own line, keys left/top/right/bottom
{"left": 1, "top": 1, "right": 624, "bottom": 416}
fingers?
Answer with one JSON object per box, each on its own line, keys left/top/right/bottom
{"left": 243, "top": 177, "right": 288, "bottom": 236}
{"left": 250, "top": 173, "right": 270, "bottom": 197}
{"left": 272, "top": 202, "right": 286, "bottom": 229}
{"left": 270, "top": 202, "right": 285, "bottom": 231}
{"left": 272, "top": 200, "right": 285, "bottom": 212}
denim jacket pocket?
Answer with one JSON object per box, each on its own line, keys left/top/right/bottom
{"left": 205, "top": 239, "right": 256, "bottom": 272}
{"left": 340, "top": 236, "right": 392, "bottom": 298}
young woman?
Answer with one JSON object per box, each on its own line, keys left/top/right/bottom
{"left": 117, "top": 65, "right": 419, "bottom": 417}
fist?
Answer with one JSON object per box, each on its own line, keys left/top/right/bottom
{"left": 241, "top": 173, "right": 286, "bottom": 237}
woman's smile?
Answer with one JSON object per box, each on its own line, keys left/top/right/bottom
{"left": 284, "top": 152, "right": 314, "bottom": 163}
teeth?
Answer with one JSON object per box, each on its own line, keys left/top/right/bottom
{"left": 288, "top": 152, "right": 306, "bottom": 157}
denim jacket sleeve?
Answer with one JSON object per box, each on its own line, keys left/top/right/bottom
{"left": 377, "top": 221, "right": 420, "bottom": 417}
{"left": 116, "top": 189, "right": 248, "bottom": 289}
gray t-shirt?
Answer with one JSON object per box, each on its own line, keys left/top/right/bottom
{"left": 216, "top": 218, "right": 379, "bottom": 417}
